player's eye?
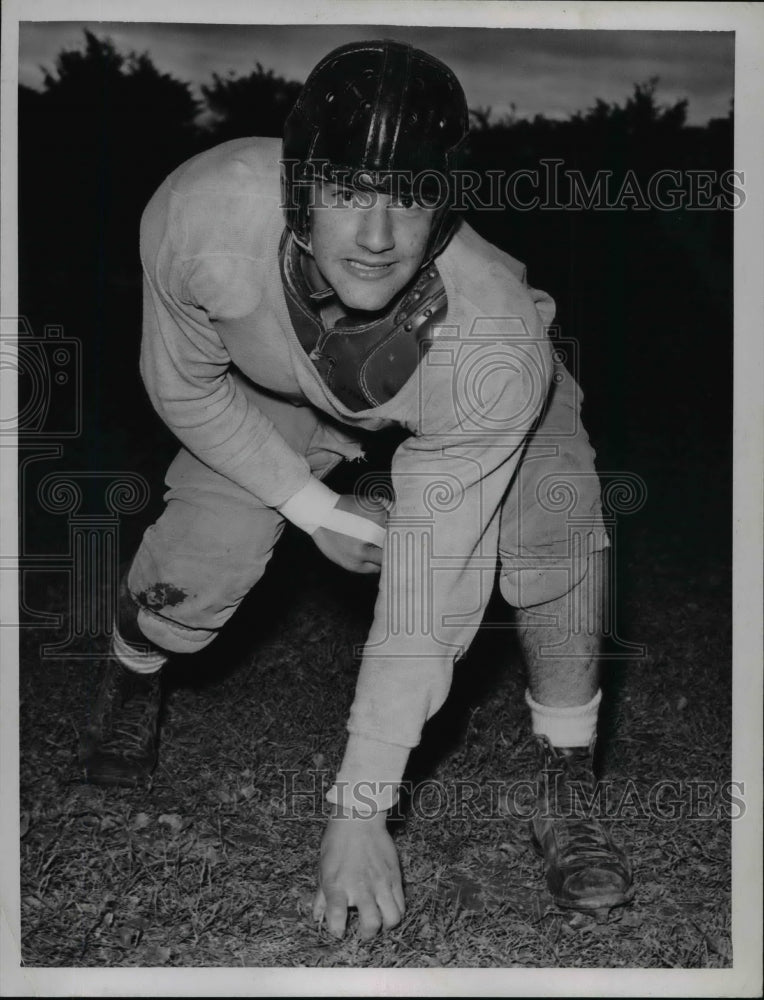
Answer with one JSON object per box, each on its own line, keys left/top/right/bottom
{"left": 323, "top": 184, "right": 354, "bottom": 207}
{"left": 389, "top": 193, "right": 418, "bottom": 210}
{"left": 333, "top": 186, "right": 376, "bottom": 209}
{"left": 334, "top": 184, "right": 358, "bottom": 206}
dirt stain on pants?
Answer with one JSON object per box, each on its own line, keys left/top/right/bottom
{"left": 137, "top": 583, "right": 188, "bottom": 610}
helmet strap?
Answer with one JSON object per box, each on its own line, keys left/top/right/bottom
{"left": 292, "top": 229, "right": 312, "bottom": 255}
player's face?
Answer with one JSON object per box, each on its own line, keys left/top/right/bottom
{"left": 308, "top": 180, "right": 435, "bottom": 312}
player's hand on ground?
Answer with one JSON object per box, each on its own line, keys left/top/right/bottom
{"left": 311, "top": 493, "right": 388, "bottom": 574}
{"left": 313, "top": 809, "right": 405, "bottom": 940}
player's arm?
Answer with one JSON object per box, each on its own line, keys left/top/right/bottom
{"left": 347, "top": 326, "right": 554, "bottom": 761}
{"left": 141, "top": 223, "right": 389, "bottom": 568}
{"left": 315, "top": 313, "right": 554, "bottom": 938}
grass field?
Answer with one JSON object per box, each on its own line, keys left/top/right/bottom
{"left": 18, "top": 444, "right": 733, "bottom": 969}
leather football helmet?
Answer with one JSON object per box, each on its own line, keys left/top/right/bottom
{"left": 282, "top": 39, "right": 469, "bottom": 262}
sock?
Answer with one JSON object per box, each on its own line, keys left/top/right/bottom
{"left": 111, "top": 626, "right": 167, "bottom": 675}
{"left": 525, "top": 688, "right": 602, "bottom": 748}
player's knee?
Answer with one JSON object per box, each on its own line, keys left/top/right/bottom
{"left": 499, "top": 546, "right": 608, "bottom": 610}
{"left": 134, "top": 605, "right": 217, "bottom": 655}
{"left": 499, "top": 565, "right": 577, "bottom": 610}
{"left": 117, "top": 563, "right": 208, "bottom": 654}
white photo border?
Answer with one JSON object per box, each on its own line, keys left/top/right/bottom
{"left": 1, "top": 2, "right": 761, "bottom": 996}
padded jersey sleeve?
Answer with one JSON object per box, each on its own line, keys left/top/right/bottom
{"left": 346, "top": 292, "right": 554, "bottom": 750}
{"left": 137, "top": 187, "right": 313, "bottom": 508}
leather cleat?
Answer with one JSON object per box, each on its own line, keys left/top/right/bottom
{"left": 80, "top": 658, "right": 163, "bottom": 788}
{"left": 530, "top": 736, "right": 634, "bottom": 919}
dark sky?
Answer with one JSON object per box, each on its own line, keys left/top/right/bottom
{"left": 19, "top": 22, "right": 734, "bottom": 125}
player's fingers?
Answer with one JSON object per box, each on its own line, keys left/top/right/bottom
{"left": 362, "top": 543, "right": 383, "bottom": 566}
{"left": 374, "top": 883, "right": 404, "bottom": 930}
{"left": 323, "top": 887, "right": 349, "bottom": 939}
{"left": 358, "top": 559, "right": 383, "bottom": 574}
{"left": 312, "top": 887, "right": 326, "bottom": 924}
{"left": 355, "top": 561, "right": 380, "bottom": 575}
{"left": 356, "top": 891, "right": 383, "bottom": 940}
{"left": 390, "top": 874, "right": 405, "bottom": 915}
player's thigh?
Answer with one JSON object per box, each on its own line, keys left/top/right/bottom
{"left": 499, "top": 367, "right": 609, "bottom": 608}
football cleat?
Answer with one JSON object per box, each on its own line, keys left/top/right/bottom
{"left": 80, "top": 657, "right": 163, "bottom": 788}
{"left": 530, "top": 736, "right": 634, "bottom": 919}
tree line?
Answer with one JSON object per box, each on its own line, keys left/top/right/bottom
{"left": 19, "top": 30, "right": 732, "bottom": 292}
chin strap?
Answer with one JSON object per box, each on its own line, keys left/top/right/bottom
{"left": 291, "top": 230, "right": 312, "bottom": 255}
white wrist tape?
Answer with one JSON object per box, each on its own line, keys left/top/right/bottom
{"left": 319, "top": 507, "right": 386, "bottom": 546}
{"left": 277, "top": 478, "right": 386, "bottom": 546}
